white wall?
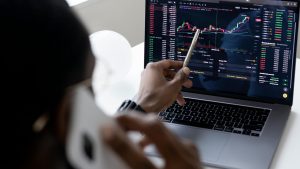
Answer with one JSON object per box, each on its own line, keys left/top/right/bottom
{"left": 72, "top": 0, "right": 145, "bottom": 47}
{"left": 297, "top": 10, "right": 300, "bottom": 59}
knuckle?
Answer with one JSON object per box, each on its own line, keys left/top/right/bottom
{"left": 163, "top": 59, "right": 172, "bottom": 65}
{"left": 146, "top": 62, "right": 156, "bottom": 69}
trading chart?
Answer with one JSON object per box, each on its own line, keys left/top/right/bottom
{"left": 145, "top": 0, "right": 298, "bottom": 103}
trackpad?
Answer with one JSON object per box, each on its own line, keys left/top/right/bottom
{"left": 147, "top": 123, "right": 230, "bottom": 163}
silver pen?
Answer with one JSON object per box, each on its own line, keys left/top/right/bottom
{"left": 183, "top": 29, "right": 201, "bottom": 67}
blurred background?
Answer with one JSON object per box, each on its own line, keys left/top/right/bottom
{"left": 68, "top": 0, "right": 145, "bottom": 47}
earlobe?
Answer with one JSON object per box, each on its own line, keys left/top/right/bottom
{"left": 32, "top": 113, "right": 49, "bottom": 133}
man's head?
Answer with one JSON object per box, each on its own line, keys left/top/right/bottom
{"left": 1, "top": 0, "right": 94, "bottom": 166}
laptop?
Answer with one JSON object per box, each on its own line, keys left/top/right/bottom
{"left": 144, "top": 0, "right": 299, "bottom": 169}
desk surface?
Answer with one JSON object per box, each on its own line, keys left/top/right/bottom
{"left": 93, "top": 43, "right": 300, "bottom": 169}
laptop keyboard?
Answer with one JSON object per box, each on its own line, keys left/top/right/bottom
{"left": 158, "top": 98, "right": 270, "bottom": 137}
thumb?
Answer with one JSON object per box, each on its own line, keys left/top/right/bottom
{"left": 171, "top": 67, "right": 190, "bottom": 86}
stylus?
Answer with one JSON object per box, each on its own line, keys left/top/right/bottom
{"left": 183, "top": 29, "right": 201, "bottom": 67}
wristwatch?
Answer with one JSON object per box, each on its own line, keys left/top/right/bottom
{"left": 117, "top": 100, "right": 146, "bottom": 113}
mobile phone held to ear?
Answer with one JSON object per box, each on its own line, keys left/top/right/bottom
{"left": 66, "top": 85, "right": 130, "bottom": 169}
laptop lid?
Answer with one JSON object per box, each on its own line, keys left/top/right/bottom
{"left": 144, "top": 0, "right": 299, "bottom": 106}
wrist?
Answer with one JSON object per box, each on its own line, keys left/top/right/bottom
{"left": 135, "top": 93, "right": 161, "bottom": 113}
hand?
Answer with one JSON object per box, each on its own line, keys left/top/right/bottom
{"left": 135, "top": 60, "right": 193, "bottom": 112}
{"left": 101, "top": 113, "right": 203, "bottom": 169}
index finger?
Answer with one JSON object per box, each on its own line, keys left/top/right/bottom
{"left": 156, "top": 60, "right": 183, "bottom": 70}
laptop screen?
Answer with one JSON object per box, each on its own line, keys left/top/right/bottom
{"left": 145, "top": 0, "right": 299, "bottom": 105}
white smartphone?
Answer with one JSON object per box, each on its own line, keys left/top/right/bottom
{"left": 66, "top": 85, "right": 130, "bottom": 169}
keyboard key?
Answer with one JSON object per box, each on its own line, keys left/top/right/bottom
{"left": 259, "top": 116, "right": 268, "bottom": 122}
{"left": 175, "top": 114, "right": 184, "bottom": 120}
{"left": 216, "top": 120, "right": 225, "bottom": 125}
{"left": 206, "top": 104, "right": 214, "bottom": 109}
{"left": 242, "top": 129, "right": 251, "bottom": 135}
{"left": 233, "top": 130, "right": 242, "bottom": 134}
{"left": 161, "top": 117, "right": 172, "bottom": 122}
{"left": 214, "top": 125, "right": 225, "bottom": 131}
{"left": 234, "top": 123, "right": 243, "bottom": 129}
{"left": 207, "top": 114, "right": 216, "bottom": 120}
{"left": 190, "top": 111, "right": 198, "bottom": 117}
{"left": 251, "top": 133, "right": 260, "bottom": 137}
{"left": 225, "top": 122, "right": 234, "bottom": 127}
{"left": 183, "top": 106, "right": 191, "bottom": 111}
{"left": 224, "top": 127, "right": 234, "bottom": 132}
{"left": 243, "top": 125, "right": 262, "bottom": 132}
{"left": 233, "top": 113, "right": 242, "bottom": 118}
{"left": 167, "top": 113, "right": 176, "bottom": 119}
{"left": 231, "top": 108, "right": 238, "bottom": 113}
{"left": 192, "top": 116, "right": 200, "bottom": 122}
{"left": 167, "top": 108, "right": 175, "bottom": 113}
{"left": 183, "top": 115, "right": 192, "bottom": 121}
{"left": 242, "top": 114, "right": 251, "bottom": 120}
{"left": 250, "top": 121, "right": 265, "bottom": 127}
{"left": 215, "top": 115, "right": 223, "bottom": 121}
{"left": 200, "top": 118, "right": 208, "bottom": 123}
{"left": 224, "top": 116, "right": 232, "bottom": 122}
{"left": 169, "top": 104, "right": 175, "bottom": 109}
{"left": 174, "top": 104, "right": 182, "bottom": 109}
{"left": 208, "top": 119, "right": 217, "bottom": 125}
{"left": 191, "top": 107, "right": 199, "bottom": 112}
{"left": 224, "top": 112, "right": 232, "bottom": 116}
{"left": 183, "top": 110, "right": 191, "bottom": 116}
{"left": 174, "top": 109, "right": 182, "bottom": 114}
{"left": 199, "top": 113, "right": 207, "bottom": 118}
{"left": 207, "top": 110, "right": 216, "bottom": 114}
{"left": 159, "top": 112, "right": 168, "bottom": 117}
{"left": 199, "top": 109, "right": 207, "bottom": 113}
{"left": 232, "top": 117, "right": 241, "bottom": 123}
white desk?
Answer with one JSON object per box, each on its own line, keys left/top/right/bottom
{"left": 93, "top": 43, "right": 300, "bottom": 169}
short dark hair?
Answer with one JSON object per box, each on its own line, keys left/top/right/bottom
{"left": 1, "top": 0, "right": 91, "bottom": 166}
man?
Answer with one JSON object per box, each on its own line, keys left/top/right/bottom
{"left": 1, "top": 0, "right": 203, "bottom": 169}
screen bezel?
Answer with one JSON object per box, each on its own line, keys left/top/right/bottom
{"left": 144, "top": 0, "right": 300, "bottom": 106}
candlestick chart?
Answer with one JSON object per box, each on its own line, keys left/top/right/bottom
{"left": 176, "top": 10, "right": 253, "bottom": 54}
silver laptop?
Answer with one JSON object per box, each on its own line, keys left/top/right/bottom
{"left": 144, "top": 0, "right": 299, "bottom": 169}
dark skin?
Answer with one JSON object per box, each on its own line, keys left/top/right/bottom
{"left": 102, "top": 113, "right": 202, "bottom": 169}
{"left": 50, "top": 58, "right": 203, "bottom": 169}
{"left": 136, "top": 60, "right": 193, "bottom": 112}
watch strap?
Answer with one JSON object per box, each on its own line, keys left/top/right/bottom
{"left": 118, "top": 100, "right": 146, "bottom": 113}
